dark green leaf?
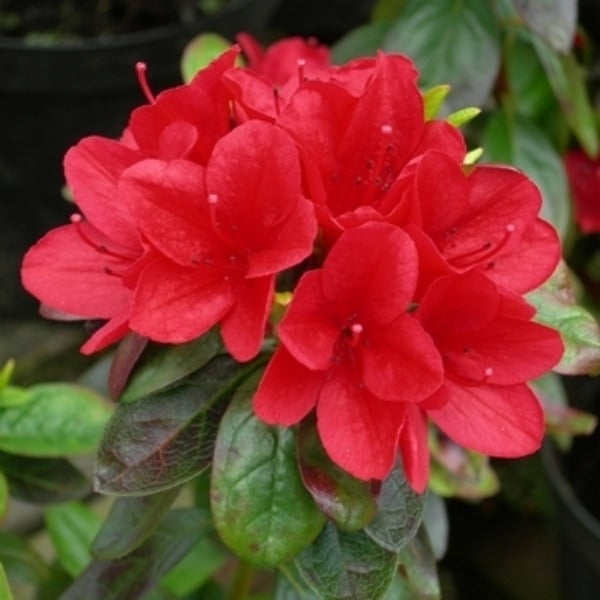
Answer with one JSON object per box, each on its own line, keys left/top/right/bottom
{"left": 296, "top": 521, "right": 399, "bottom": 600}
{"left": 275, "top": 563, "right": 320, "bottom": 600}
{"left": 0, "top": 451, "right": 88, "bottom": 504}
{"left": 482, "top": 109, "right": 570, "bottom": 237}
{"left": 331, "top": 22, "right": 392, "bottom": 64}
{"left": 211, "top": 377, "right": 325, "bottom": 567}
{"left": 511, "top": 0, "right": 577, "bottom": 53}
{"left": 365, "top": 462, "right": 424, "bottom": 553}
{"left": 382, "top": 0, "right": 501, "bottom": 110}
{"left": 0, "top": 383, "right": 112, "bottom": 457}
{"left": 0, "top": 532, "right": 49, "bottom": 585}
{"left": 181, "top": 33, "right": 233, "bottom": 83}
{"left": 527, "top": 262, "right": 600, "bottom": 375}
{"left": 297, "top": 420, "right": 377, "bottom": 532}
{"left": 533, "top": 38, "right": 599, "bottom": 157}
{"left": 371, "top": 0, "right": 406, "bottom": 22}
{"left": 397, "top": 528, "right": 440, "bottom": 599}
{"left": 95, "top": 355, "right": 254, "bottom": 495}
{"left": 0, "top": 471, "right": 7, "bottom": 520}
{"left": 61, "top": 508, "right": 210, "bottom": 600}
{"left": 120, "top": 330, "right": 222, "bottom": 404}
{"left": 160, "top": 535, "right": 228, "bottom": 596}
{"left": 0, "top": 561, "right": 14, "bottom": 600}
{"left": 45, "top": 502, "right": 102, "bottom": 577}
{"left": 92, "top": 488, "right": 181, "bottom": 559}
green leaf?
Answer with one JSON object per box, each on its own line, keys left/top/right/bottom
{"left": 0, "top": 562, "right": 14, "bottom": 600}
{"left": 482, "top": 109, "right": 570, "bottom": 237}
{"left": 511, "top": 0, "right": 577, "bottom": 53}
{"left": 371, "top": 0, "right": 406, "bottom": 22}
{"left": 95, "top": 355, "right": 254, "bottom": 495}
{"left": 296, "top": 521, "right": 399, "bottom": 600}
{"left": 382, "top": 0, "right": 501, "bottom": 110}
{"left": 61, "top": 508, "right": 211, "bottom": 600}
{"left": 120, "top": 330, "right": 222, "bottom": 404}
{"left": 0, "top": 451, "right": 88, "bottom": 504}
{"left": 276, "top": 563, "right": 320, "bottom": 600}
{"left": 0, "top": 360, "right": 15, "bottom": 395}
{"left": 428, "top": 434, "right": 499, "bottom": 499}
{"left": 0, "top": 383, "right": 112, "bottom": 457}
{"left": 533, "top": 38, "right": 599, "bottom": 157}
{"left": 297, "top": 420, "right": 377, "bottom": 532}
{"left": 160, "top": 535, "right": 228, "bottom": 596}
{"left": 0, "top": 472, "right": 7, "bottom": 521}
{"left": 0, "top": 532, "right": 49, "bottom": 585}
{"left": 211, "top": 377, "right": 325, "bottom": 567}
{"left": 422, "top": 493, "right": 448, "bottom": 561}
{"left": 397, "top": 528, "right": 440, "bottom": 599}
{"left": 0, "top": 386, "right": 32, "bottom": 409}
{"left": 45, "top": 502, "right": 103, "bottom": 577}
{"left": 445, "top": 106, "right": 480, "bottom": 127}
{"left": 92, "top": 488, "right": 181, "bottom": 559}
{"left": 527, "top": 262, "right": 600, "bottom": 375}
{"left": 181, "top": 33, "right": 234, "bottom": 83}
{"left": 331, "top": 22, "right": 392, "bottom": 64}
{"left": 364, "top": 462, "right": 424, "bottom": 553}
{"left": 422, "top": 85, "right": 451, "bottom": 120}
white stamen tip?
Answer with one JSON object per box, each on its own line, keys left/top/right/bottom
{"left": 381, "top": 124, "right": 393, "bottom": 135}
{"left": 208, "top": 193, "right": 219, "bottom": 205}
{"left": 297, "top": 58, "right": 306, "bottom": 67}
{"left": 69, "top": 213, "right": 82, "bottom": 223}
{"left": 505, "top": 223, "right": 516, "bottom": 233}
{"left": 351, "top": 323, "right": 364, "bottom": 334}
{"left": 484, "top": 367, "right": 494, "bottom": 377}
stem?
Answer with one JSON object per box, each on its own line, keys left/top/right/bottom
{"left": 227, "top": 560, "right": 254, "bottom": 600}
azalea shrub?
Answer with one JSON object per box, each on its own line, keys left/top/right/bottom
{"left": 4, "top": 1, "right": 600, "bottom": 598}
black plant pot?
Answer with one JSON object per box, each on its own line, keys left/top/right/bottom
{"left": 0, "top": 0, "right": 280, "bottom": 317}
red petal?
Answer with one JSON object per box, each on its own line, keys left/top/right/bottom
{"left": 80, "top": 313, "right": 130, "bottom": 355}
{"left": 220, "top": 275, "right": 274, "bottom": 362}
{"left": 427, "top": 379, "right": 544, "bottom": 457}
{"left": 317, "top": 367, "right": 406, "bottom": 480}
{"left": 398, "top": 405, "right": 430, "bottom": 493}
{"left": 253, "top": 347, "right": 324, "bottom": 425}
{"left": 321, "top": 223, "right": 418, "bottom": 325}
{"left": 64, "top": 136, "right": 143, "bottom": 251}
{"left": 21, "top": 225, "right": 132, "bottom": 319}
{"left": 564, "top": 150, "right": 600, "bottom": 233}
{"left": 129, "top": 256, "right": 234, "bottom": 343}
{"left": 119, "top": 159, "right": 217, "bottom": 265}
{"left": 362, "top": 314, "right": 443, "bottom": 402}
{"left": 413, "top": 121, "right": 466, "bottom": 163}
{"left": 278, "top": 271, "right": 339, "bottom": 370}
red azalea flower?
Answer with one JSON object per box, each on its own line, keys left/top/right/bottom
{"left": 398, "top": 151, "right": 561, "bottom": 296}
{"left": 119, "top": 120, "right": 317, "bottom": 361}
{"left": 276, "top": 52, "right": 466, "bottom": 243}
{"left": 564, "top": 149, "right": 600, "bottom": 233}
{"left": 253, "top": 222, "right": 444, "bottom": 481}
{"left": 403, "top": 270, "right": 565, "bottom": 491}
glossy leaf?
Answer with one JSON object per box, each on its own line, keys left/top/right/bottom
{"left": 511, "top": 0, "right": 577, "bottom": 53}
{"left": 364, "top": 462, "right": 424, "bottom": 553}
{"left": 95, "top": 355, "right": 253, "bottom": 495}
{"left": 331, "top": 22, "right": 392, "bottom": 64}
{"left": 533, "top": 38, "right": 599, "bottom": 157}
{"left": 382, "top": 0, "right": 501, "bottom": 110}
{"left": 296, "top": 521, "right": 399, "bottom": 600}
{"left": 211, "top": 377, "right": 325, "bottom": 567}
{"left": 0, "top": 533, "right": 49, "bottom": 585}
{"left": 61, "top": 508, "right": 210, "bottom": 600}
{"left": 0, "top": 383, "right": 111, "bottom": 457}
{"left": 428, "top": 434, "right": 499, "bottom": 500}
{"left": 0, "top": 451, "right": 88, "bottom": 504}
{"left": 45, "top": 502, "right": 102, "bottom": 577}
{"left": 297, "top": 420, "right": 378, "bottom": 532}
{"left": 181, "top": 33, "right": 233, "bottom": 83}
{"left": 0, "top": 562, "right": 14, "bottom": 600}
{"left": 483, "top": 109, "right": 570, "bottom": 237}
{"left": 92, "top": 487, "right": 181, "bottom": 559}
{"left": 160, "top": 535, "right": 228, "bottom": 596}
{"left": 422, "top": 85, "right": 451, "bottom": 121}
{"left": 397, "top": 528, "right": 440, "bottom": 599}
{"left": 119, "top": 330, "right": 222, "bottom": 404}
{"left": 527, "top": 262, "right": 600, "bottom": 375}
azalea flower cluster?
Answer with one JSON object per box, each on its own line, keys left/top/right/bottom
{"left": 22, "top": 36, "right": 564, "bottom": 492}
